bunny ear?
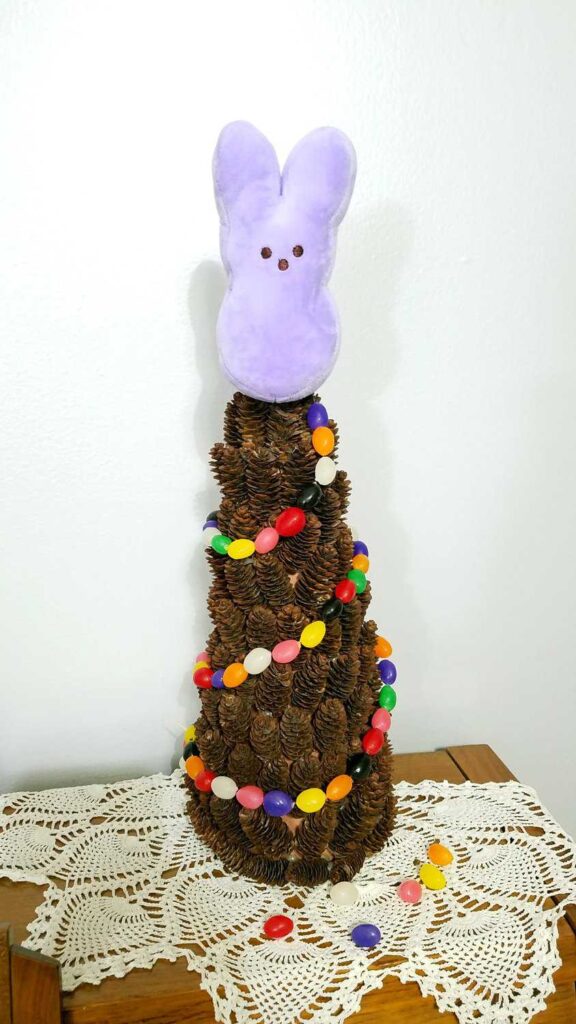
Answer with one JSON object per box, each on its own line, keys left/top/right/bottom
{"left": 213, "top": 121, "right": 280, "bottom": 224}
{"left": 281, "top": 127, "right": 356, "bottom": 225}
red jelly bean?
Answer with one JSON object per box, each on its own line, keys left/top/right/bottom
{"left": 194, "top": 769, "right": 216, "bottom": 792}
{"left": 334, "top": 579, "right": 356, "bottom": 604}
{"left": 275, "top": 507, "right": 306, "bottom": 537}
{"left": 263, "top": 914, "right": 294, "bottom": 939}
{"left": 193, "top": 667, "right": 213, "bottom": 688}
{"left": 362, "top": 727, "right": 384, "bottom": 755}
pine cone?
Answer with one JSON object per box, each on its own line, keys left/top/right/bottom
{"left": 281, "top": 441, "right": 318, "bottom": 505}
{"left": 294, "top": 802, "right": 337, "bottom": 858}
{"left": 216, "top": 497, "right": 236, "bottom": 538}
{"left": 325, "top": 651, "right": 360, "bottom": 700}
{"left": 206, "top": 549, "right": 230, "bottom": 602}
{"left": 235, "top": 393, "right": 269, "bottom": 446}
{"left": 250, "top": 712, "right": 281, "bottom": 760}
{"left": 276, "top": 603, "right": 308, "bottom": 642}
{"left": 294, "top": 543, "right": 340, "bottom": 610}
{"left": 226, "top": 742, "right": 259, "bottom": 788}
{"left": 319, "top": 747, "right": 348, "bottom": 787}
{"left": 199, "top": 689, "right": 221, "bottom": 729}
{"left": 245, "top": 449, "right": 284, "bottom": 524}
{"left": 332, "top": 470, "right": 351, "bottom": 517}
{"left": 223, "top": 398, "right": 241, "bottom": 447}
{"left": 266, "top": 400, "right": 310, "bottom": 448}
{"left": 210, "top": 443, "right": 247, "bottom": 504}
{"left": 255, "top": 554, "right": 294, "bottom": 608}
{"left": 254, "top": 662, "right": 292, "bottom": 715}
{"left": 346, "top": 682, "right": 375, "bottom": 739}
{"left": 291, "top": 652, "right": 329, "bottom": 712}
{"left": 218, "top": 689, "right": 253, "bottom": 743}
{"left": 340, "top": 601, "right": 363, "bottom": 653}
{"left": 313, "top": 698, "right": 347, "bottom": 753}
{"left": 239, "top": 807, "right": 293, "bottom": 858}
{"left": 196, "top": 727, "right": 228, "bottom": 774}
{"left": 229, "top": 502, "right": 259, "bottom": 540}
{"left": 280, "top": 705, "right": 314, "bottom": 759}
{"left": 330, "top": 847, "right": 366, "bottom": 882}
{"left": 211, "top": 599, "right": 246, "bottom": 650}
{"left": 285, "top": 859, "right": 330, "bottom": 886}
{"left": 224, "top": 560, "right": 261, "bottom": 610}
{"left": 278, "top": 513, "right": 322, "bottom": 574}
{"left": 357, "top": 580, "right": 372, "bottom": 616}
{"left": 322, "top": 619, "right": 343, "bottom": 659}
{"left": 314, "top": 489, "right": 341, "bottom": 544}
{"left": 209, "top": 796, "right": 251, "bottom": 848}
{"left": 257, "top": 758, "right": 290, "bottom": 792}
{"left": 290, "top": 753, "right": 322, "bottom": 793}
{"left": 246, "top": 605, "right": 277, "bottom": 651}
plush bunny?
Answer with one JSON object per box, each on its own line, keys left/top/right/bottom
{"left": 213, "top": 121, "right": 356, "bottom": 403}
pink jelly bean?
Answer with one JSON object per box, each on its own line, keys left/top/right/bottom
{"left": 398, "top": 879, "right": 422, "bottom": 904}
{"left": 236, "top": 785, "right": 264, "bottom": 810}
{"left": 372, "top": 708, "right": 392, "bottom": 733}
{"left": 196, "top": 650, "right": 209, "bottom": 664}
{"left": 255, "top": 527, "right": 280, "bottom": 554}
{"left": 272, "top": 639, "right": 301, "bottom": 664}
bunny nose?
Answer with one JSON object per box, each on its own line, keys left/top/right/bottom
{"left": 278, "top": 258, "right": 289, "bottom": 271}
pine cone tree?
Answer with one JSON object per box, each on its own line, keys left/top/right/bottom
{"left": 187, "top": 394, "right": 395, "bottom": 886}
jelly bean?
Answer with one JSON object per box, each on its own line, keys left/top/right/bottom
{"left": 351, "top": 554, "right": 370, "bottom": 573}
{"left": 330, "top": 881, "right": 359, "bottom": 905}
{"left": 196, "top": 650, "right": 209, "bottom": 664}
{"left": 320, "top": 597, "right": 344, "bottom": 622}
{"left": 398, "top": 880, "right": 422, "bottom": 904}
{"left": 195, "top": 769, "right": 216, "bottom": 793}
{"left": 185, "top": 755, "right": 204, "bottom": 779}
{"left": 307, "top": 402, "right": 329, "bottom": 429}
{"left": 348, "top": 753, "right": 372, "bottom": 780}
{"left": 203, "top": 519, "right": 218, "bottom": 530}
{"left": 228, "top": 538, "right": 256, "bottom": 560}
{"left": 371, "top": 708, "right": 391, "bottom": 733}
{"left": 211, "top": 534, "right": 232, "bottom": 555}
{"left": 263, "top": 914, "right": 294, "bottom": 939}
{"left": 243, "top": 647, "right": 272, "bottom": 675}
{"left": 347, "top": 569, "right": 367, "bottom": 594}
{"left": 275, "top": 507, "right": 306, "bottom": 537}
{"left": 326, "top": 774, "right": 353, "bottom": 801}
{"left": 312, "top": 426, "right": 335, "bottom": 456}
{"left": 212, "top": 668, "right": 225, "bottom": 689}
{"left": 223, "top": 663, "right": 248, "bottom": 688}
{"left": 255, "top": 527, "right": 280, "bottom": 554}
{"left": 193, "top": 667, "right": 213, "bottom": 689}
{"left": 193, "top": 660, "right": 209, "bottom": 672}
{"left": 272, "top": 639, "right": 301, "bottom": 663}
{"left": 362, "top": 728, "right": 384, "bottom": 755}
{"left": 428, "top": 843, "right": 454, "bottom": 867}
{"left": 351, "top": 923, "right": 381, "bottom": 948}
{"left": 236, "top": 785, "right": 264, "bottom": 809}
{"left": 263, "top": 790, "right": 294, "bottom": 817}
{"left": 300, "top": 620, "right": 326, "bottom": 648}
{"left": 374, "top": 636, "right": 393, "bottom": 659}
{"left": 353, "top": 540, "right": 368, "bottom": 557}
{"left": 379, "top": 685, "right": 397, "bottom": 711}
{"left": 315, "top": 456, "right": 337, "bottom": 485}
{"left": 335, "top": 579, "right": 356, "bottom": 604}
{"left": 211, "top": 776, "right": 238, "bottom": 800}
{"left": 378, "top": 660, "right": 397, "bottom": 685}
{"left": 296, "top": 788, "right": 326, "bottom": 813}
{"left": 419, "top": 863, "right": 446, "bottom": 891}
{"left": 207, "top": 510, "right": 219, "bottom": 522}
{"left": 183, "top": 740, "right": 199, "bottom": 760}
{"left": 184, "top": 724, "right": 196, "bottom": 743}
{"left": 203, "top": 527, "right": 220, "bottom": 547}
{"left": 296, "top": 482, "right": 323, "bottom": 511}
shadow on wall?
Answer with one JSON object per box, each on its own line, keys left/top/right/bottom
{"left": 174, "top": 199, "right": 428, "bottom": 768}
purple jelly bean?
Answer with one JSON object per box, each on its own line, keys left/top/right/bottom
{"left": 203, "top": 520, "right": 218, "bottom": 530}
{"left": 378, "top": 660, "right": 397, "bottom": 685}
{"left": 307, "top": 403, "right": 329, "bottom": 430}
{"left": 351, "top": 923, "right": 381, "bottom": 948}
{"left": 212, "top": 668, "right": 225, "bottom": 689}
{"left": 353, "top": 541, "right": 369, "bottom": 557}
{"left": 263, "top": 790, "right": 294, "bottom": 817}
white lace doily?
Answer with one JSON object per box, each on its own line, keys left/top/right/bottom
{"left": 1, "top": 771, "right": 575, "bottom": 1024}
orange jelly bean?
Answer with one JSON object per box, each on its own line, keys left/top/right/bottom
{"left": 351, "top": 554, "right": 370, "bottom": 573}
{"left": 223, "top": 662, "right": 248, "bottom": 688}
{"left": 312, "top": 426, "right": 335, "bottom": 456}
{"left": 374, "top": 635, "right": 393, "bottom": 659}
{"left": 326, "top": 774, "right": 353, "bottom": 801}
{"left": 428, "top": 842, "right": 454, "bottom": 867}
{"left": 185, "top": 755, "right": 204, "bottom": 779}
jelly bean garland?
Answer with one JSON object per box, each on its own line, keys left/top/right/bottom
{"left": 186, "top": 398, "right": 398, "bottom": 819}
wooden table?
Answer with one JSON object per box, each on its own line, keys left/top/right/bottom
{"left": 1, "top": 745, "right": 575, "bottom": 1024}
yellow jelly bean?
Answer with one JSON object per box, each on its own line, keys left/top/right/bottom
{"left": 296, "top": 788, "right": 326, "bottom": 813}
{"left": 428, "top": 843, "right": 454, "bottom": 867}
{"left": 193, "top": 660, "right": 209, "bottom": 672}
{"left": 300, "top": 620, "right": 326, "bottom": 648}
{"left": 419, "top": 863, "right": 446, "bottom": 891}
{"left": 184, "top": 724, "right": 196, "bottom": 743}
{"left": 228, "top": 538, "right": 256, "bottom": 560}
{"left": 351, "top": 554, "right": 370, "bottom": 573}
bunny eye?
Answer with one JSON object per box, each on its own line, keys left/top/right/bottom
{"left": 292, "top": 245, "right": 304, "bottom": 257}
{"left": 261, "top": 247, "right": 272, "bottom": 259}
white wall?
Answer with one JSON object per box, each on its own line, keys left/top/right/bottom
{"left": 1, "top": 1, "right": 575, "bottom": 832}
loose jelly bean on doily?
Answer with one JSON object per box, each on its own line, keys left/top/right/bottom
{"left": 419, "top": 863, "right": 446, "bottom": 890}
{"left": 351, "top": 924, "right": 381, "bottom": 948}
{"left": 263, "top": 915, "right": 294, "bottom": 939}
{"left": 330, "top": 881, "right": 359, "bottom": 905}
{"left": 428, "top": 843, "right": 454, "bottom": 866}
{"left": 398, "top": 880, "right": 422, "bottom": 904}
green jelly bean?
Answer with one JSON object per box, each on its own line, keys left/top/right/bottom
{"left": 347, "top": 569, "right": 367, "bottom": 594}
{"left": 211, "top": 534, "right": 232, "bottom": 555}
{"left": 379, "top": 685, "right": 397, "bottom": 711}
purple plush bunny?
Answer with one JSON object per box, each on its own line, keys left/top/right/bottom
{"left": 213, "top": 121, "right": 356, "bottom": 403}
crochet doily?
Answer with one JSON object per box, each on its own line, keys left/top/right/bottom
{"left": 1, "top": 771, "right": 575, "bottom": 1024}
